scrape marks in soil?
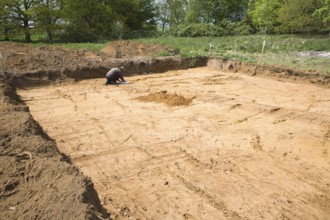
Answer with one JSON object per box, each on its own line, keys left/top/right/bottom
{"left": 18, "top": 67, "right": 330, "bottom": 219}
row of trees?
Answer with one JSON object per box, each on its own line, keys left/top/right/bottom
{"left": 159, "top": 0, "right": 329, "bottom": 36}
{"left": 249, "top": 0, "right": 330, "bottom": 34}
{"left": 0, "top": 0, "right": 157, "bottom": 42}
{"left": 0, "top": 0, "right": 329, "bottom": 42}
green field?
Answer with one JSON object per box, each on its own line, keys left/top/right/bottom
{"left": 31, "top": 35, "right": 330, "bottom": 74}
{"left": 134, "top": 35, "right": 330, "bottom": 74}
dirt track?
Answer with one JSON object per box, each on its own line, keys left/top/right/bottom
{"left": 18, "top": 67, "right": 330, "bottom": 219}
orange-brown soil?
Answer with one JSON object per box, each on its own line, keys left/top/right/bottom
{"left": 1, "top": 41, "right": 329, "bottom": 220}
{"left": 18, "top": 67, "right": 330, "bottom": 219}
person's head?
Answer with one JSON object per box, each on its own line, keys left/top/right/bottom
{"left": 119, "top": 66, "right": 125, "bottom": 72}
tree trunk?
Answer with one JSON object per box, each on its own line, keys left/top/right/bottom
{"left": 4, "top": 28, "right": 9, "bottom": 41}
{"left": 47, "top": 29, "right": 53, "bottom": 41}
{"left": 23, "top": 20, "right": 31, "bottom": 42}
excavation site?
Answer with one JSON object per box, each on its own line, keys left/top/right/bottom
{"left": 1, "top": 41, "right": 330, "bottom": 219}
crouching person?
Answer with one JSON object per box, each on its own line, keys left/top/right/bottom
{"left": 105, "top": 66, "right": 126, "bottom": 85}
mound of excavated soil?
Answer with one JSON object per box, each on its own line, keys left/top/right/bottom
{"left": 0, "top": 42, "right": 206, "bottom": 84}
{"left": 136, "top": 90, "right": 194, "bottom": 106}
{"left": 0, "top": 42, "right": 105, "bottom": 75}
{"left": 101, "top": 40, "right": 179, "bottom": 58}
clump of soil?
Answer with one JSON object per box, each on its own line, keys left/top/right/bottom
{"left": 0, "top": 42, "right": 104, "bottom": 74}
{"left": 136, "top": 90, "right": 193, "bottom": 106}
{"left": 101, "top": 40, "right": 179, "bottom": 58}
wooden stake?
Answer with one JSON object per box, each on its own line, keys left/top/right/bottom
{"left": 259, "top": 39, "right": 266, "bottom": 64}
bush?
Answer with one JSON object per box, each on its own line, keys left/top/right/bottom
{"left": 169, "top": 22, "right": 255, "bottom": 37}
{"left": 60, "top": 24, "right": 97, "bottom": 43}
{"left": 111, "top": 21, "right": 125, "bottom": 39}
{"left": 169, "top": 23, "right": 227, "bottom": 37}
{"left": 123, "top": 29, "right": 160, "bottom": 39}
{"left": 230, "top": 21, "right": 255, "bottom": 35}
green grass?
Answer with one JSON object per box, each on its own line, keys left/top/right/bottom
{"left": 133, "top": 35, "right": 330, "bottom": 74}
{"left": 134, "top": 35, "right": 330, "bottom": 54}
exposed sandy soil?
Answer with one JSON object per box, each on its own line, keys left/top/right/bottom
{"left": 18, "top": 67, "right": 330, "bottom": 219}
{"left": 1, "top": 41, "right": 199, "bottom": 220}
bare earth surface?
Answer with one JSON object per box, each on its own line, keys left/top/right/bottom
{"left": 18, "top": 67, "right": 330, "bottom": 219}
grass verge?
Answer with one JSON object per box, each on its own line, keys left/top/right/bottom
{"left": 134, "top": 35, "right": 330, "bottom": 74}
